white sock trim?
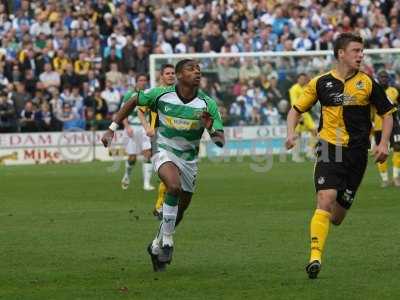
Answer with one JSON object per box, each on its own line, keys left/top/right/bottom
{"left": 143, "top": 162, "right": 153, "bottom": 186}
{"left": 380, "top": 172, "right": 389, "bottom": 182}
{"left": 161, "top": 203, "right": 178, "bottom": 246}
{"left": 393, "top": 167, "right": 399, "bottom": 178}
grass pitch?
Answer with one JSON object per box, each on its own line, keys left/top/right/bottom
{"left": 1, "top": 156, "right": 399, "bottom": 299}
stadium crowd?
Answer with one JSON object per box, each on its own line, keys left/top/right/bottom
{"left": 1, "top": 0, "right": 400, "bottom": 132}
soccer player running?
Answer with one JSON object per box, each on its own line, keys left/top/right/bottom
{"left": 289, "top": 73, "right": 317, "bottom": 162}
{"left": 102, "top": 59, "right": 225, "bottom": 271}
{"left": 372, "top": 70, "right": 400, "bottom": 187}
{"left": 285, "top": 33, "right": 396, "bottom": 279}
{"left": 120, "top": 74, "right": 154, "bottom": 191}
{"left": 137, "top": 64, "right": 176, "bottom": 219}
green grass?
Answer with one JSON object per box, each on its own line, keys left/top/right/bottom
{"left": 1, "top": 157, "right": 399, "bottom": 299}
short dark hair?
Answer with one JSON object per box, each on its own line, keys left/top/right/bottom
{"left": 175, "top": 59, "right": 196, "bottom": 74}
{"left": 297, "top": 73, "right": 307, "bottom": 79}
{"left": 333, "top": 33, "right": 363, "bottom": 59}
{"left": 136, "top": 73, "right": 147, "bottom": 81}
{"left": 160, "top": 63, "right": 174, "bottom": 75}
{"left": 377, "top": 70, "right": 389, "bottom": 77}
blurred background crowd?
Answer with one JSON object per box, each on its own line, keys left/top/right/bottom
{"left": 1, "top": 0, "right": 400, "bottom": 132}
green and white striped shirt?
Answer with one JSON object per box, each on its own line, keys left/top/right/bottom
{"left": 137, "top": 85, "right": 224, "bottom": 161}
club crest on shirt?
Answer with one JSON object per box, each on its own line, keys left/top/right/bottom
{"left": 325, "top": 81, "right": 333, "bottom": 89}
{"left": 356, "top": 81, "right": 364, "bottom": 90}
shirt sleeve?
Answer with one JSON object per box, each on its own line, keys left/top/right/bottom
{"left": 387, "top": 87, "right": 399, "bottom": 104}
{"left": 137, "top": 87, "right": 165, "bottom": 110}
{"left": 122, "top": 90, "right": 136, "bottom": 103}
{"left": 293, "top": 78, "right": 318, "bottom": 113}
{"left": 207, "top": 98, "right": 224, "bottom": 131}
{"left": 370, "top": 80, "right": 397, "bottom": 116}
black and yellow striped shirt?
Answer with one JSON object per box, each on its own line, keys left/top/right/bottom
{"left": 294, "top": 70, "right": 396, "bottom": 148}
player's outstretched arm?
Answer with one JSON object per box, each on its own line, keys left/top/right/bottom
{"left": 373, "top": 113, "right": 393, "bottom": 163}
{"left": 101, "top": 95, "right": 138, "bottom": 147}
{"left": 285, "top": 107, "right": 302, "bottom": 149}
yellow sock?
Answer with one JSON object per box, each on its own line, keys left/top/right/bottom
{"left": 377, "top": 160, "right": 389, "bottom": 181}
{"left": 393, "top": 152, "right": 400, "bottom": 178}
{"left": 155, "top": 182, "right": 166, "bottom": 210}
{"left": 310, "top": 209, "right": 331, "bottom": 263}
{"left": 377, "top": 160, "right": 388, "bottom": 173}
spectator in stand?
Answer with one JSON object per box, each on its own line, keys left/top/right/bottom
{"left": 229, "top": 96, "right": 246, "bottom": 126}
{"left": 134, "top": 45, "right": 149, "bottom": 74}
{"left": 11, "top": 81, "right": 30, "bottom": 116}
{"left": 106, "top": 62, "right": 124, "bottom": 88}
{"left": 69, "top": 86, "right": 85, "bottom": 117}
{"left": 49, "top": 87, "right": 63, "bottom": 121}
{"left": 74, "top": 51, "right": 90, "bottom": 80}
{"left": 20, "top": 101, "right": 37, "bottom": 132}
{"left": 239, "top": 58, "right": 261, "bottom": 82}
{"left": 87, "top": 70, "right": 101, "bottom": 92}
{"left": 0, "top": 91, "right": 17, "bottom": 132}
{"left": 39, "top": 63, "right": 61, "bottom": 90}
{"left": 52, "top": 49, "right": 70, "bottom": 74}
{"left": 293, "top": 29, "right": 313, "bottom": 51}
{"left": 265, "top": 73, "right": 284, "bottom": 107}
{"left": 32, "top": 88, "right": 49, "bottom": 109}
{"left": 35, "top": 101, "right": 60, "bottom": 131}
{"left": 217, "top": 58, "right": 240, "bottom": 92}
{"left": 101, "top": 80, "right": 120, "bottom": 117}
{"left": 24, "top": 69, "right": 37, "bottom": 97}
{"left": 261, "top": 102, "right": 280, "bottom": 126}
{"left": 121, "top": 35, "right": 136, "bottom": 73}
{"left": 58, "top": 102, "right": 77, "bottom": 130}
{"left": 29, "top": 12, "right": 51, "bottom": 37}
{"left": 61, "top": 63, "right": 80, "bottom": 90}
{"left": 84, "top": 88, "right": 109, "bottom": 130}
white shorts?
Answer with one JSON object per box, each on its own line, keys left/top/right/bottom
{"left": 124, "top": 126, "right": 151, "bottom": 155}
{"left": 152, "top": 149, "right": 198, "bottom": 193}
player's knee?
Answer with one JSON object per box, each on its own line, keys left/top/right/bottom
{"left": 317, "top": 190, "right": 336, "bottom": 212}
{"left": 167, "top": 183, "right": 181, "bottom": 196}
{"left": 331, "top": 217, "right": 343, "bottom": 226}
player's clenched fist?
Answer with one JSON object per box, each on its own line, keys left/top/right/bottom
{"left": 102, "top": 130, "right": 115, "bottom": 147}
{"left": 200, "top": 111, "right": 213, "bottom": 130}
{"left": 372, "top": 143, "right": 389, "bottom": 163}
{"left": 285, "top": 133, "right": 298, "bottom": 150}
